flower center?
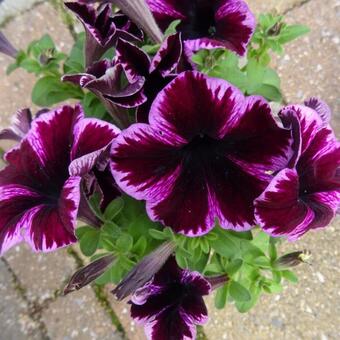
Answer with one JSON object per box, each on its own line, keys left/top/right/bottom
{"left": 178, "top": 1, "right": 216, "bottom": 40}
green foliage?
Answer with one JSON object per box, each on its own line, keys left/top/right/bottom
{"left": 250, "top": 13, "right": 310, "bottom": 66}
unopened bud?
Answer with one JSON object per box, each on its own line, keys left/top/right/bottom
{"left": 112, "top": 241, "right": 176, "bottom": 300}
{"left": 275, "top": 250, "right": 311, "bottom": 268}
{"left": 64, "top": 254, "right": 115, "bottom": 295}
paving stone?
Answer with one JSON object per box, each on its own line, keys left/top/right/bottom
{"left": 0, "top": 0, "right": 41, "bottom": 25}
{"left": 5, "top": 244, "right": 77, "bottom": 304}
{"left": 273, "top": 0, "right": 340, "bottom": 135}
{"left": 42, "top": 286, "right": 123, "bottom": 340}
{"left": 105, "top": 284, "right": 147, "bottom": 340}
{"left": 0, "top": 259, "right": 43, "bottom": 340}
{"left": 0, "top": 2, "right": 74, "bottom": 130}
{"left": 247, "top": 0, "right": 309, "bottom": 15}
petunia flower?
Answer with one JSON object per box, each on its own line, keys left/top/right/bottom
{"left": 0, "top": 31, "right": 17, "bottom": 58}
{"left": 255, "top": 103, "right": 340, "bottom": 240}
{"left": 146, "top": 0, "right": 255, "bottom": 56}
{"left": 110, "top": 71, "right": 292, "bottom": 236}
{"left": 129, "top": 256, "right": 227, "bottom": 340}
{"left": 0, "top": 105, "right": 120, "bottom": 255}
{"left": 116, "top": 33, "right": 182, "bottom": 122}
{"left": 65, "top": 2, "right": 143, "bottom": 66}
{"left": 62, "top": 59, "right": 146, "bottom": 128}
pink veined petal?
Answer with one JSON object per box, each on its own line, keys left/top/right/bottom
{"left": 0, "top": 185, "right": 42, "bottom": 255}
{"left": 255, "top": 168, "right": 315, "bottom": 240}
{"left": 214, "top": 0, "right": 256, "bottom": 56}
{"left": 111, "top": 123, "right": 184, "bottom": 201}
{"left": 150, "top": 32, "right": 182, "bottom": 76}
{"left": 23, "top": 176, "right": 81, "bottom": 252}
{"left": 149, "top": 71, "right": 244, "bottom": 142}
{"left": 304, "top": 97, "right": 331, "bottom": 126}
{"left": 69, "top": 118, "right": 120, "bottom": 176}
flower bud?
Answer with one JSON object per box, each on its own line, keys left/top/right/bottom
{"left": 275, "top": 250, "right": 311, "bottom": 268}
{"left": 112, "top": 241, "right": 176, "bottom": 300}
{"left": 64, "top": 254, "right": 115, "bottom": 295}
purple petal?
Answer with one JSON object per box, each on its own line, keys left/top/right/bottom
{"left": 149, "top": 71, "right": 244, "bottom": 142}
{"left": 144, "top": 309, "right": 196, "bottom": 340}
{"left": 0, "top": 31, "right": 17, "bottom": 58}
{"left": 62, "top": 73, "right": 95, "bottom": 87}
{"left": 279, "top": 105, "right": 323, "bottom": 159}
{"left": 304, "top": 97, "right": 331, "bottom": 126}
{"left": 255, "top": 168, "right": 315, "bottom": 240}
{"left": 0, "top": 185, "right": 41, "bottom": 255}
{"left": 69, "top": 118, "right": 120, "bottom": 176}
{"left": 111, "top": 124, "right": 184, "bottom": 201}
{"left": 305, "top": 191, "right": 339, "bottom": 230}
{"left": 0, "top": 109, "right": 32, "bottom": 142}
{"left": 24, "top": 176, "right": 81, "bottom": 252}
{"left": 228, "top": 96, "right": 293, "bottom": 175}
{"left": 180, "top": 295, "right": 208, "bottom": 325}
{"left": 146, "top": 0, "right": 186, "bottom": 31}
{"left": 116, "top": 39, "right": 151, "bottom": 79}
{"left": 214, "top": 0, "right": 255, "bottom": 56}
{"left": 150, "top": 33, "right": 182, "bottom": 76}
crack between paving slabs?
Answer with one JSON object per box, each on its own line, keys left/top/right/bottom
{"left": 1, "top": 256, "right": 51, "bottom": 340}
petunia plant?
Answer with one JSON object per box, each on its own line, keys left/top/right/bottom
{"left": 0, "top": 1, "right": 338, "bottom": 339}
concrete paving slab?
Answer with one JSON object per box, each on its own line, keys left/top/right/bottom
{"left": 42, "top": 286, "right": 123, "bottom": 340}
{"left": 0, "top": 259, "right": 43, "bottom": 340}
{"left": 5, "top": 244, "right": 77, "bottom": 304}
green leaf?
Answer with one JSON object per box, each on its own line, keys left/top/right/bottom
{"left": 116, "top": 234, "right": 133, "bottom": 253}
{"left": 235, "top": 283, "right": 261, "bottom": 313}
{"left": 82, "top": 92, "right": 107, "bottom": 119}
{"left": 215, "top": 284, "right": 228, "bottom": 309}
{"left": 226, "top": 259, "right": 243, "bottom": 276}
{"left": 227, "top": 230, "right": 253, "bottom": 240}
{"left": 229, "top": 281, "right": 251, "bottom": 302}
{"left": 164, "top": 19, "right": 181, "bottom": 36}
{"left": 32, "top": 76, "right": 83, "bottom": 107}
{"left": 278, "top": 25, "right": 310, "bottom": 44}
{"left": 20, "top": 59, "right": 42, "bottom": 74}
{"left": 149, "top": 229, "right": 167, "bottom": 240}
{"left": 76, "top": 226, "right": 94, "bottom": 240}
{"left": 175, "top": 250, "right": 188, "bottom": 269}
{"left": 142, "top": 44, "right": 160, "bottom": 55}
{"left": 132, "top": 236, "right": 147, "bottom": 256}
{"left": 79, "top": 228, "right": 101, "bottom": 256}
{"left": 64, "top": 32, "right": 85, "bottom": 74}
{"left": 246, "top": 58, "right": 266, "bottom": 93}
{"left": 210, "top": 229, "right": 239, "bottom": 258}
{"left": 104, "top": 197, "right": 124, "bottom": 221}
{"left": 255, "top": 84, "right": 282, "bottom": 102}
{"left": 281, "top": 270, "right": 298, "bottom": 283}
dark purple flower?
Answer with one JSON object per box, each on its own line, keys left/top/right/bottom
{"left": 116, "top": 33, "right": 182, "bottom": 122}
{"left": 0, "top": 105, "right": 120, "bottom": 254}
{"left": 255, "top": 104, "right": 340, "bottom": 240}
{"left": 63, "top": 59, "right": 146, "bottom": 127}
{"left": 129, "top": 256, "right": 211, "bottom": 340}
{"left": 0, "top": 31, "right": 17, "bottom": 58}
{"left": 65, "top": 2, "right": 143, "bottom": 66}
{"left": 110, "top": 71, "right": 292, "bottom": 236}
{"left": 146, "top": 0, "right": 255, "bottom": 56}
{"left": 64, "top": 253, "right": 115, "bottom": 295}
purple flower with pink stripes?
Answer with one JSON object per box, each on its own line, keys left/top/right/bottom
{"left": 255, "top": 99, "right": 340, "bottom": 240}
{"left": 110, "top": 71, "right": 293, "bottom": 236}
{"left": 146, "top": 0, "right": 255, "bottom": 56}
{"left": 0, "top": 105, "right": 119, "bottom": 255}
